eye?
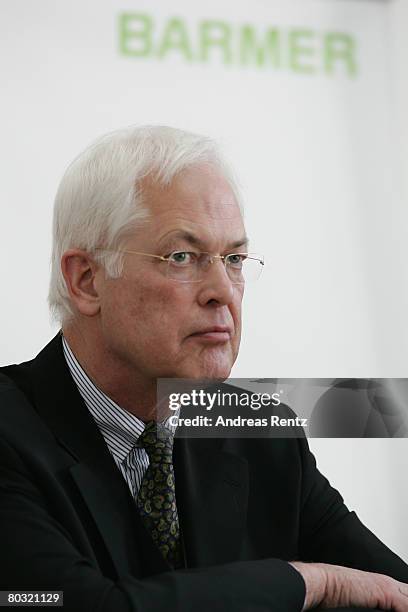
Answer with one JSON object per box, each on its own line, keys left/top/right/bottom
{"left": 168, "top": 251, "right": 197, "bottom": 266}
{"left": 226, "top": 253, "right": 246, "bottom": 268}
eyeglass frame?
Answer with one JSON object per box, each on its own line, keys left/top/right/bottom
{"left": 94, "top": 248, "right": 264, "bottom": 284}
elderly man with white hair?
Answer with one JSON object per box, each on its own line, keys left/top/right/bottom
{"left": 0, "top": 126, "right": 407, "bottom": 612}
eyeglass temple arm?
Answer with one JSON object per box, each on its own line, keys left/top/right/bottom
{"left": 120, "top": 250, "right": 168, "bottom": 262}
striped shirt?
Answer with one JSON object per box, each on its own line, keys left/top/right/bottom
{"left": 62, "top": 335, "right": 174, "bottom": 499}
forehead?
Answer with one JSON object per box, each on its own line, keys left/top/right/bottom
{"left": 138, "top": 164, "right": 245, "bottom": 248}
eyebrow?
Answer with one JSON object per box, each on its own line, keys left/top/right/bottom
{"left": 159, "top": 230, "right": 249, "bottom": 251}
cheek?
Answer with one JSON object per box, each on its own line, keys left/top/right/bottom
{"left": 125, "top": 282, "right": 192, "bottom": 341}
{"left": 232, "top": 291, "right": 243, "bottom": 325}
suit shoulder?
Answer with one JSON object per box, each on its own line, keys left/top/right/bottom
{"left": 0, "top": 371, "right": 47, "bottom": 446}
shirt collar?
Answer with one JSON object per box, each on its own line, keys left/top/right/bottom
{"left": 62, "top": 335, "right": 149, "bottom": 463}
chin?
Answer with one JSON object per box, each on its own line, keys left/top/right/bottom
{"left": 166, "top": 347, "right": 235, "bottom": 380}
{"left": 188, "top": 360, "right": 233, "bottom": 381}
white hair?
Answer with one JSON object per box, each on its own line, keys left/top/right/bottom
{"left": 48, "top": 125, "right": 243, "bottom": 324}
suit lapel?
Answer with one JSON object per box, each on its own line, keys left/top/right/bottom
{"left": 22, "top": 334, "right": 169, "bottom": 577}
{"left": 174, "top": 436, "right": 249, "bottom": 567}
{"left": 67, "top": 461, "right": 168, "bottom": 576}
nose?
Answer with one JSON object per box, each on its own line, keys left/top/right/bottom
{"left": 196, "top": 259, "right": 235, "bottom": 307}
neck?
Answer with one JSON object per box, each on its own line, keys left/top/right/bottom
{"left": 63, "top": 321, "right": 161, "bottom": 422}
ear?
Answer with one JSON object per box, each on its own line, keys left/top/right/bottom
{"left": 61, "top": 249, "right": 101, "bottom": 317}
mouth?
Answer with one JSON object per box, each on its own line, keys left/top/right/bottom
{"left": 188, "top": 326, "right": 232, "bottom": 343}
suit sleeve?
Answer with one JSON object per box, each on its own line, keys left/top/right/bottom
{"left": 297, "top": 436, "right": 408, "bottom": 582}
{"left": 0, "top": 377, "right": 305, "bottom": 612}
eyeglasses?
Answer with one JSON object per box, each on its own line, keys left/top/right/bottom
{"left": 97, "top": 249, "right": 264, "bottom": 284}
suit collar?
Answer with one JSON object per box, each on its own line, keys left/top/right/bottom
{"left": 19, "top": 334, "right": 167, "bottom": 576}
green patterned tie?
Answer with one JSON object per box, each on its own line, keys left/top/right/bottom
{"left": 136, "top": 421, "right": 182, "bottom": 568}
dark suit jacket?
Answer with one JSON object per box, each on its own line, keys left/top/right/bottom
{"left": 0, "top": 335, "right": 407, "bottom": 611}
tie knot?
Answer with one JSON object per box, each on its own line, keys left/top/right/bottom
{"left": 138, "top": 421, "right": 174, "bottom": 463}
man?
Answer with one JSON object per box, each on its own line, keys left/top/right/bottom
{"left": 1, "top": 125, "right": 408, "bottom": 611}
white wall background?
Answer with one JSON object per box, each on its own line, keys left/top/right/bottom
{"left": 1, "top": 0, "right": 407, "bottom": 559}
{"left": 310, "top": 0, "right": 408, "bottom": 562}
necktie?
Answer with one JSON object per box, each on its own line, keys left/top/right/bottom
{"left": 136, "top": 421, "right": 182, "bottom": 568}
